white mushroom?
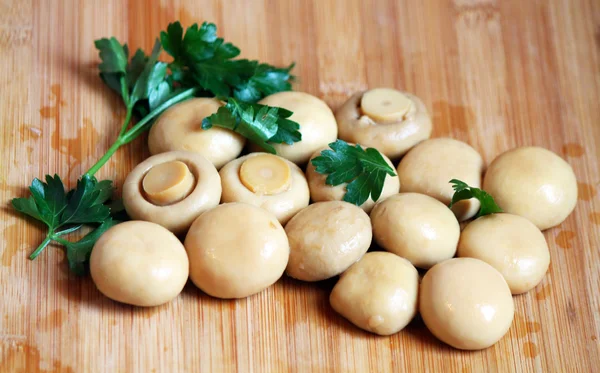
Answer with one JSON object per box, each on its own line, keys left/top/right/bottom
{"left": 336, "top": 88, "right": 432, "bottom": 159}
{"left": 370, "top": 193, "right": 460, "bottom": 269}
{"left": 285, "top": 201, "right": 372, "bottom": 281}
{"left": 249, "top": 91, "right": 338, "bottom": 164}
{"left": 419, "top": 258, "right": 514, "bottom": 350}
{"left": 148, "top": 98, "right": 245, "bottom": 169}
{"left": 483, "top": 146, "right": 577, "bottom": 230}
{"left": 396, "top": 138, "right": 484, "bottom": 221}
{"left": 184, "top": 203, "right": 289, "bottom": 299}
{"left": 122, "top": 151, "right": 222, "bottom": 235}
{"left": 458, "top": 213, "right": 550, "bottom": 294}
{"left": 90, "top": 221, "right": 189, "bottom": 307}
{"left": 330, "top": 252, "right": 419, "bottom": 335}
{"left": 219, "top": 153, "right": 310, "bottom": 224}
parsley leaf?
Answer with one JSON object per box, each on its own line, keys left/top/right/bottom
{"left": 11, "top": 175, "right": 114, "bottom": 260}
{"left": 202, "top": 98, "right": 301, "bottom": 153}
{"left": 311, "top": 140, "right": 396, "bottom": 206}
{"left": 160, "top": 21, "right": 293, "bottom": 102}
{"left": 65, "top": 218, "right": 120, "bottom": 276}
{"left": 449, "top": 179, "right": 503, "bottom": 218}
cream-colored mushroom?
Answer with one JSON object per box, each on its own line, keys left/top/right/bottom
{"left": 396, "top": 138, "right": 483, "bottom": 221}
{"left": 220, "top": 153, "right": 310, "bottom": 224}
{"left": 420, "top": 258, "right": 514, "bottom": 350}
{"left": 305, "top": 145, "right": 400, "bottom": 213}
{"left": 330, "top": 252, "right": 419, "bottom": 335}
{"left": 184, "top": 203, "right": 289, "bottom": 299}
{"left": 123, "top": 151, "right": 222, "bottom": 235}
{"left": 148, "top": 98, "right": 245, "bottom": 169}
{"left": 370, "top": 193, "right": 459, "bottom": 269}
{"left": 336, "top": 89, "right": 432, "bottom": 159}
{"left": 285, "top": 201, "right": 372, "bottom": 282}
{"left": 90, "top": 221, "right": 189, "bottom": 307}
{"left": 458, "top": 213, "right": 550, "bottom": 294}
{"left": 249, "top": 91, "right": 338, "bottom": 164}
{"left": 483, "top": 146, "right": 577, "bottom": 230}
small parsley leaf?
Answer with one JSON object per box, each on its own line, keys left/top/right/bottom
{"left": 202, "top": 98, "right": 301, "bottom": 153}
{"left": 449, "top": 179, "right": 503, "bottom": 218}
{"left": 311, "top": 140, "right": 396, "bottom": 206}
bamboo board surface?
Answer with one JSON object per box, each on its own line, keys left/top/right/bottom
{"left": 0, "top": 0, "right": 599, "bottom": 372}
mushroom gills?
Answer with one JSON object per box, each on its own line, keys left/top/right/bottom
{"left": 142, "top": 160, "right": 196, "bottom": 206}
{"left": 360, "top": 88, "right": 412, "bottom": 123}
{"left": 239, "top": 154, "right": 291, "bottom": 195}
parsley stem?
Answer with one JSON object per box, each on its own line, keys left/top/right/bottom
{"left": 84, "top": 137, "right": 124, "bottom": 177}
{"left": 29, "top": 234, "right": 53, "bottom": 260}
{"left": 84, "top": 88, "right": 197, "bottom": 177}
{"left": 121, "top": 87, "right": 198, "bottom": 144}
{"left": 118, "top": 104, "right": 133, "bottom": 137}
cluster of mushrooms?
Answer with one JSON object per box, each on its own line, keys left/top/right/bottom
{"left": 90, "top": 88, "right": 577, "bottom": 350}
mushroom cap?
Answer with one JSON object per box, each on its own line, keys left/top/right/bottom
{"left": 148, "top": 98, "right": 245, "bottom": 169}
{"left": 123, "top": 151, "right": 222, "bottom": 235}
{"left": 483, "top": 146, "right": 577, "bottom": 230}
{"left": 336, "top": 90, "right": 432, "bottom": 159}
{"left": 184, "top": 203, "right": 290, "bottom": 299}
{"left": 396, "top": 138, "right": 484, "bottom": 221}
{"left": 330, "top": 252, "right": 419, "bottom": 335}
{"left": 285, "top": 201, "right": 372, "bottom": 281}
{"left": 457, "top": 213, "right": 550, "bottom": 294}
{"left": 305, "top": 145, "right": 400, "bottom": 213}
{"left": 420, "top": 258, "right": 514, "bottom": 350}
{"left": 370, "top": 193, "right": 460, "bottom": 269}
{"left": 220, "top": 153, "right": 310, "bottom": 224}
{"left": 90, "top": 221, "right": 189, "bottom": 307}
{"left": 250, "top": 91, "right": 338, "bottom": 164}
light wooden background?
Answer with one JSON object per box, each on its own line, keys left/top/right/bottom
{"left": 0, "top": 0, "right": 598, "bottom": 372}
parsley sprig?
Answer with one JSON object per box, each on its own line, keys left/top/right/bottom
{"left": 11, "top": 20, "right": 298, "bottom": 274}
{"left": 449, "top": 179, "right": 503, "bottom": 218}
{"left": 311, "top": 140, "right": 397, "bottom": 206}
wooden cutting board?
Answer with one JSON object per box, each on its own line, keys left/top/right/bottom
{"left": 0, "top": 0, "right": 598, "bottom": 372}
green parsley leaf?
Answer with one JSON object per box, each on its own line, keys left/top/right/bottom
{"left": 202, "top": 98, "right": 301, "bottom": 153}
{"left": 160, "top": 21, "right": 293, "bottom": 102}
{"left": 449, "top": 179, "right": 503, "bottom": 218}
{"left": 11, "top": 175, "right": 114, "bottom": 260}
{"left": 94, "top": 37, "right": 128, "bottom": 74}
{"left": 311, "top": 140, "right": 396, "bottom": 206}
{"left": 65, "top": 218, "right": 120, "bottom": 276}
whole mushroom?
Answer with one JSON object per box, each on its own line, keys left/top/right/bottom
{"left": 90, "top": 221, "right": 189, "bottom": 307}
{"left": 336, "top": 88, "right": 432, "bottom": 159}
{"left": 249, "top": 91, "right": 338, "bottom": 165}
{"left": 148, "top": 98, "right": 245, "bottom": 169}
{"left": 220, "top": 153, "right": 310, "bottom": 224}
{"left": 122, "top": 151, "right": 222, "bottom": 235}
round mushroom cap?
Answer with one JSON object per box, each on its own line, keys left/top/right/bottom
{"left": 184, "top": 203, "right": 289, "bottom": 299}
{"left": 90, "top": 221, "right": 189, "bottom": 307}
{"left": 250, "top": 91, "right": 338, "bottom": 164}
{"left": 458, "top": 213, "right": 550, "bottom": 294}
{"left": 336, "top": 89, "right": 432, "bottom": 159}
{"left": 371, "top": 193, "right": 460, "bottom": 269}
{"left": 483, "top": 146, "right": 577, "bottom": 230}
{"left": 220, "top": 153, "right": 310, "bottom": 224}
{"left": 420, "top": 258, "right": 514, "bottom": 350}
{"left": 306, "top": 145, "right": 400, "bottom": 213}
{"left": 330, "top": 252, "right": 419, "bottom": 335}
{"left": 123, "top": 151, "right": 222, "bottom": 235}
{"left": 148, "top": 98, "right": 245, "bottom": 169}
{"left": 397, "top": 138, "right": 484, "bottom": 221}
{"left": 285, "top": 201, "right": 372, "bottom": 282}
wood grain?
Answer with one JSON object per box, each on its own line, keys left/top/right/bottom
{"left": 0, "top": 0, "right": 599, "bottom": 371}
